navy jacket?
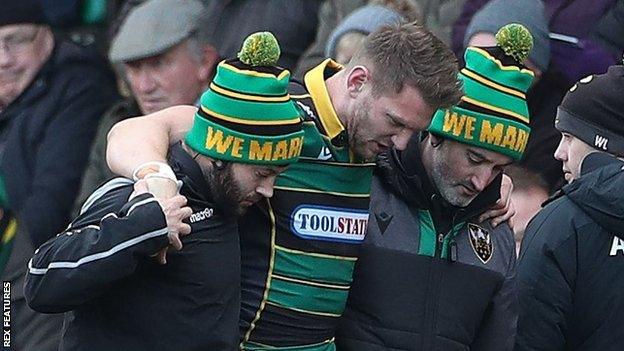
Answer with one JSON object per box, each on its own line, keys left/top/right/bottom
{"left": 0, "top": 38, "right": 118, "bottom": 248}
{"left": 516, "top": 152, "right": 624, "bottom": 351}
{"left": 25, "top": 144, "right": 241, "bottom": 351}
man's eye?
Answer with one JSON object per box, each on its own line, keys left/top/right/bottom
{"left": 468, "top": 156, "right": 481, "bottom": 164}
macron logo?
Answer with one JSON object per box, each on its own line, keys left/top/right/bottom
{"left": 595, "top": 135, "right": 609, "bottom": 151}
{"left": 189, "top": 207, "right": 214, "bottom": 223}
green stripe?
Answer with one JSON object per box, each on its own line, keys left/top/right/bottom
{"left": 418, "top": 210, "right": 436, "bottom": 257}
{"left": 215, "top": 64, "right": 289, "bottom": 96}
{"left": 274, "top": 248, "right": 355, "bottom": 285}
{"left": 441, "top": 222, "right": 466, "bottom": 259}
{"left": 461, "top": 73, "right": 529, "bottom": 119}
{"left": 276, "top": 160, "right": 373, "bottom": 195}
{"left": 243, "top": 340, "right": 336, "bottom": 350}
{"left": 465, "top": 48, "right": 533, "bottom": 92}
{"left": 268, "top": 277, "right": 349, "bottom": 315}
{"left": 202, "top": 90, "right": 301, "bottom": 122}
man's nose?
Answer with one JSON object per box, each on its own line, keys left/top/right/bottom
{"left": 391, "top": 128, "right": 414, "bottom": 150}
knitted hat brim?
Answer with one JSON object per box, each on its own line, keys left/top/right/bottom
{"left": 555, "top": 107, "right": 624, "bottom": 157}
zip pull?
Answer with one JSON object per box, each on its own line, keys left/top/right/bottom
{"left": 438, "top": 233, "right": 444, "bottom": 243}
{"left": 450, "top": 241, "right": 458, "bottom": 262}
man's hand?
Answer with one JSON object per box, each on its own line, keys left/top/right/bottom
{"left": 132, "top": 180, "right": 192, "bottom": 262}
{"left": 478, "top": 174, "right": 515, "bottom": 228}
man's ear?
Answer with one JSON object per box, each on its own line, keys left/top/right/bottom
{"left": 198, "top": 45, "right": 220, "bottom": 82}
{"left": 429, "top": 133, "right": 443, "bottom": 148}
{"left": 345, "top": 65, "right": 370, "bottom": 97}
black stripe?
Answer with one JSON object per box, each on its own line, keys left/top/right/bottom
{"left": 210, "top": 81, "right": 288, "bottom": 103}
{"left": 463, "top": 67, "right": 525, "bottom": 98}
{"left": 197, "top": 107, "right": 302, "bottom": 136}
{"left": 226, "top": 58, "right": 286, "bottom": 76}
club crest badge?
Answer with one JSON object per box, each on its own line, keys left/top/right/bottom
{"left": 468, "top": 223, "right": 493, "bottom": 263}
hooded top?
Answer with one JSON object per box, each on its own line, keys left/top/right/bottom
{"left": 516, "top": 152, "right": 624, "bottom": 350}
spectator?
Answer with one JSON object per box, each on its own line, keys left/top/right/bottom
{"left": 516, "top": 65, "right": 624, "bottom": 350}
{"left": 201, "top": 0, "right": 323, "bottom": 71}
{"left": 324, "top": 3, "right": 413, "bottom": 64}
{"left": 506, "top": 165, "right": 549, "bottom": 254}
{"left": 0, "top": 1, "right": 119, "bottom": 349}
{"left": 295, "top": 0, "right": 468, "bottom": 77}
{"left": 73, "top": 0, "right": 219, "bottom": 213}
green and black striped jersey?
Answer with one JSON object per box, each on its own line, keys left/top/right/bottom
{"left": 239, "top": 59, "right": 375, "bottom": 351}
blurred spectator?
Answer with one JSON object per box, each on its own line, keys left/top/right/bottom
{"left": 592, "top": 0, "right": 624, "bottom": 56}
{"left": 464, "top": 0, "right": 550, "bottom": 79}
{"left": 0, "top": 0, "right": 119, "bottom": 349}
{"left": 454, "top": 0, "right": 620, "bottom": 86}
{"left": 324, "top": 0, "right": 423, "bottom": 64}
{"left": 296, "top": 0, "right": 468, "bottom": 76}
{"left": 201, "top": 0, "right": 323, "bottom": 71}
{"left": 506, "top": 165, "right": 549, "bottom": 255}
{"left": 73, "top": 0, "right": 219, "bottom": 213}
{"left": 463, "top": 0, "right": 566, "bottom": 192}
{"left": 324, "top": 4, "right": 409, "bottom": 64}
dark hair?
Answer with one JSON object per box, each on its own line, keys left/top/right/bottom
{"left": 349, "top": 22, "right": 462, "bottom": 109}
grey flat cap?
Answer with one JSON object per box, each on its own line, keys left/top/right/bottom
{"left": 109, "top": 0, "right": 204, "bottom": 63}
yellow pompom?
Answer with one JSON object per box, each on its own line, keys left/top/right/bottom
{"left": 495, "top": 23, "right": 533, "bottom": 63}
{"left": 237, "top": 31, "right": 281, "bottom": 66}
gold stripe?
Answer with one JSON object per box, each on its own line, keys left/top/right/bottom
{"left": 201, "top": 106, "right": 300, "bottom": 125}
{"left": 275, "top": 244, "right": 358, "bottom": 261}
{"left": 291, "top": 93, "right": 311, "bottom": 99}
{"left": 461, "top": 68, "right": 526, "bottom": 99}
{"left": 461, "top": 96, "right": 530, "bottom": 124}
{"left": 272, "top": 274, "right": 351, "bottom": 290}
{"left": 265, "top": 301, "right": 341, "bottom": 318}
{"left": 304, "top": 59, "right": 345, "bottom": 140}
{"left": 210, "top": 83, "right": 290, "bottom": 102}
{"left": 221, "top": 62, "right": 290, "bottom": 80}
{"left": 467, "top": 47, "right": 535, "bottom": 76}
{"left": 273, "top": 185, "right": 371, "bottom": 198}
{"left": 241, "top": 199, "right": 277, "bottom": 346}
{"left": 2, "top": 219, "right": 17, "bottom": 244}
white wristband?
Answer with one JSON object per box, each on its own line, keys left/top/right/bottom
{"left": 132, "top": 161, "right": 176, "bottom": 181}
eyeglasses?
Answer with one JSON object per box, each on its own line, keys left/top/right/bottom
{"left": 0, "top": 28, "right": 40, "bottom": 54}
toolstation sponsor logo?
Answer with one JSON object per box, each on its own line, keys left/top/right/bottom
{"left": 290, "top": 205, "right": 368, "bottom": 243}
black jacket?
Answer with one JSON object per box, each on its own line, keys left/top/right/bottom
{"left": 516, "top": 152, "right": 624, "bottom": 351}
{"left": 25, "top": 144, "right": 241, "bottom": 351}
{"left": 336, "top": 138, "right": 517, "bottom": 351}
{"left": 0, "top": 38, "right": 119, "bottom": 248}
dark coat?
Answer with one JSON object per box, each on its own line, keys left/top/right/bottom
{"left": 0, "top": 38, "right": 119, "bottom": 248}
{"left": 25, "top": 144, "right": 241, "bottom": 351}
{"left": 516, "top": 152, "right": 624, "bottom": 351}
{"left": 337, "top": 139, "right": 517, "bottom": 351}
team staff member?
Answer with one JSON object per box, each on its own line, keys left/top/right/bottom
{"left": 516, "top": 65, "right": 624, "bottom": 351}
{"left": 24, "top": 33, "right": 304, "bottom": 351}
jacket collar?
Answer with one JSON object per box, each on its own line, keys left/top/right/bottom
{"left": 303, "top": 59, "right": 345, "bottom": 142}
{"left": 168, "top": 142, "right": 213, "bottom": 206}
{"left": 377, "top": 133, "right": 502, "bottom": 223}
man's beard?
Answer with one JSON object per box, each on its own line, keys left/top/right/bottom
{"left": 430, "top": 152, "right": 476, "bottom": 208}
{"left": 203, "top": 164, "right": 246, "bottom": 217}
{"left": 348, "top": 100, "right": 376, "bottom": 162}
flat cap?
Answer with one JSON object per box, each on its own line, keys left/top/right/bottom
{"left": 109, "top": 0, "right": 204, "bottom": 63}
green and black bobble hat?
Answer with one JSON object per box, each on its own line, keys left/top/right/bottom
{"left": 185, "top": 32, "right": 305, "bottom": 165}
{"left": 428, "top": 23, "right": 535, "bottom": 160}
